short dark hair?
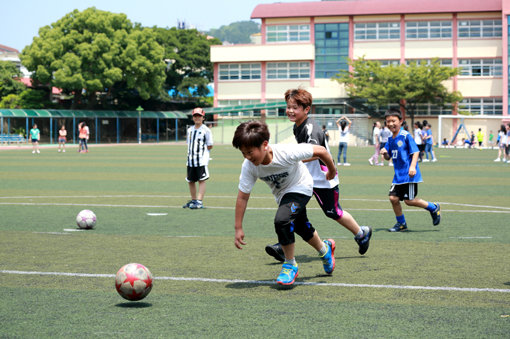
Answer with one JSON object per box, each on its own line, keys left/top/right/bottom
{"left": 384, "top": 108, "right": 402, "bottom": 120}
{"left": 232, "top": 120, "right": 270, "bottom": 149}
{"left": 284, "top": 88, "right": 312, "bottom": 108}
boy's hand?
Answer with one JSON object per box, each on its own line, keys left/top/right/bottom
{"left": 409, "top": 166, "right": 416, "bottom": 177}
{"left": 234, "top": 228, "right": 246, "bottom": 249}
{"left": 380, "top": 148, "right": 387, "bottom": 156}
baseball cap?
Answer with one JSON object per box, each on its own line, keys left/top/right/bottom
{"left": 192, "top": 108, "right": 205, "bottom": 116}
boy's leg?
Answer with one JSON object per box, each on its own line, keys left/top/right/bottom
{"left": 388, "top": 186, "right": 408, "bottom": 232}
{"left": 188, "top": 181, "right": 197, "bottom": 200}
{"left": 197, "top": 180, "right": 206, "bottom": 201}
{"left": 405, "top": 198, "right": 441, "bottom": 226}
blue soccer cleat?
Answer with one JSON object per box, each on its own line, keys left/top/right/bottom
{"left": 276, "top": 263, "right": 299, "bottom": 285}
{"left": 321, "top": 239, "right": 336, "bottom": 274}
{"left": 355, "top": 226, "right": 372, "bottom": 255}
{"left": 388, "top": 222, "right": 408, "bottom": 232}
{"left": 430, "top": 203, "right": 441, "bottom": 226}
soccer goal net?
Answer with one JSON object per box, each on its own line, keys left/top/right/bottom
{"left": 437, "top": 115, "right": 507, "bottom": 148}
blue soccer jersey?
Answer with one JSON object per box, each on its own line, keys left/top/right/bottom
{"left": 385, "top": 129, "right": 423, "bottom": 184}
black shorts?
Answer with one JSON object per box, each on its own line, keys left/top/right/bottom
{"left": 274, "top": 193, "right": 316, "bottom": 246}
{"left": 389, "top": 183, "right": 418, "bottom": 201}
{"left": 313, "top": 185, "right": 344, "bottom": 220}
{"left": 186, "top": 166, "right": 209, "bottom": 182}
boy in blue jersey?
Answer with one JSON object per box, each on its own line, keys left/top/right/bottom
{"left": 380, "top": 109, "right": 441, "bottom": 232}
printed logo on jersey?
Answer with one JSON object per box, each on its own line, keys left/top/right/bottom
{"left": 397, "top": 140, "right": 404, "bottom": 147}
{"left": 260, "top": 172, "right": 288, "bottom": 189}
{"left": 290, "top": 203, "right": 298, "bottom": 213}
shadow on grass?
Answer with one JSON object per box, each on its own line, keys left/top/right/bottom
{"left": 115, "top": 302, "right": 152, "bottom": 308}
{"left": 504, "top": 282, "right": 510, "bottom": 286}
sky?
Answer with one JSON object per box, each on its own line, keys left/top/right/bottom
{"left": 1, "top": 0, "right": 314, "bottom": 52}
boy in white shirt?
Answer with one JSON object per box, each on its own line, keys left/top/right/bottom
{"left": 232, "top": 120, "right": 336, "bottom": 286}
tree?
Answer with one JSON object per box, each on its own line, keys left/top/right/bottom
{"left": 334, "top": 58, "right": 462, "bottom": 127}
{"left": 20, "top": 7, "right": 166, "bottom": 109}
{"left": 0, "top": 61, "right": 25, "bottom": 100}
{"left": 154, "top": 27, "right": 221, "bottom": 100}
{"left": 207, "top": 21, "right": 260, "bottom": 44}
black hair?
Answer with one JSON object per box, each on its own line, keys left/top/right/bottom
{"left": 232, "top": 120, "right": 270, "bottom": 149}
{"left": 340, "top": 120, "right": 347, "bottom": 131}
{"left": 384, "top": 108, "right": 402, "bottom": 120}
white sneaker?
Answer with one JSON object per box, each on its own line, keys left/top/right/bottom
{"left": 344, "top": 163, "right": 351, "bottom": 166}
{"left": 377, "top": 163, "right": 384, "bottom": 166}
{"left": 423, "top": 159, "right": 430, "bottom": 162}
{"left": 389, "top": 162, "right": 394, "bottom": 167}
{"left": 337, "top": 163, "right": 342, "bottom": 166}
{"left": 63, "top": 150, "right": 65, "bottom": 153}
{"left": 32, "top": 150, "right": 35, "bottom": 154}
{"left": 494, "top": 158, "right": 501, "bottom": 162}
{"left": 58, "top": 149, "right": 61, "bottom": 152}
{"left": 432, "top": 158, "right": 438, "bottom": 162}
{"left": 368, "top": 158, "right": 374, "bottom": 165}
{"left": 36, "top": 150, "right": 40, "bottom": 154}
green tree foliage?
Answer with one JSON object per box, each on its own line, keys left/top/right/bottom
{"left": 20, "top": 7, "right": 165, "bottom": 108}
{"left": 207, "top": 21, "right": 260, "bottom": 44}
{"left": 0, "top": 61, "right": 25, "bottom": 100}
{"left": 154, "top": 27, "right": 221, "bottom": 99}
{"left": 335, "top": 58, "right": 462, "bottom": 126}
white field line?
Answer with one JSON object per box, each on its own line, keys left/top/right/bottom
{"left": 1, "top": 269, "right": 509, "bottom": 293}
{"left": 0, "top": 195, "right": 509, "bottom": 211}
{"left": 0, "top": 201, "right": 509, "bottom": 214}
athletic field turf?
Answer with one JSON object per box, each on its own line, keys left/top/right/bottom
{"left": 0, "top": 144, "right": 509, "bottom": 338}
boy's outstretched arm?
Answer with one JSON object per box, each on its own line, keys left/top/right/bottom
{"left": 380, "top": 147, "right": 391, "bottom": 160}
{"left": 312, "top": 145, "right": 336, "bottom": 180}
{"left": 234, "top": 190, "right": 250, "bottom": 249}
{"left": 409, "top": 151, "right": 419, "bottom": 177}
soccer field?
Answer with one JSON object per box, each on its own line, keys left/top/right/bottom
{"left": 0, "top": 144, "right": 509, "bottom": 338}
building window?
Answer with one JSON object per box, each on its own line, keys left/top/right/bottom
{"left": 406, "top": 21, "right": 452, "bottom": 39}
{"left": 315, "top": 23, "right": 349, "bottom": 79}
{"left": 459, "top": 98, "right": 503, "bottom": 115}
{"left": 354, "top": 22, "right": 400, "bottom": 40}
{"left": 406, "top": 59, "right": 452, "bottom": 67}
{"left": 414, "top": 103, "right": 453, "bottom": 115}
{"left": 458, "top": 59, "right": 502, "bottom": 77}
{"left": 375, "top": 60, "right": 401, "bottom": 67}
{"left": 218, "top": 63, "right": 261, "bottom": 81}
{"left": 217, "top": 99, "right": 262, "bottom": 117}
{"left": 267, "top": 62, "right": 310, "bottom": 79}
{"left": 458, "top": 20, "right": 502, "bottom": 38}
{"left": 266, "top": 25, "right": 310, "bottom": 42}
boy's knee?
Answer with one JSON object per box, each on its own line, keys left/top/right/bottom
{"left": 274, "top": 220, "right": 295, "bottom": 246}
{"left": 403, "top": 199, "right": 417, "bottom": 206}
{"left": 389, "top": 196, "right": 399, "bottom": 204}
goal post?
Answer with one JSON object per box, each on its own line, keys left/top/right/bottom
{"left": 437, "top": 115, "right": 507, "bottom": 147}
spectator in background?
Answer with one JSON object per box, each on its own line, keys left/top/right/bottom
{"left": 336, "top": 116, "right": 351, "bottom": 166}
{"left": 469, "top": 131, "right": 475, "bottom": 149}
{"left": 476, "top": 128, "right": 484, "bottom": 149}
{"left": 58, "top": 125, "right": 67, "bottom": 153}
{"left": 78, "top": 122, "right": 89, "bottom": 153}
{"left": 29, "top": 123, "right": 40, "bottom": 154}
{"left": 368, "top": 121, "right": 383, "bottom": 166}
{"left": 488, "top": 130, "right": 494, "bottom": 149}
{"left": 422, "top": 123, "right": 437, "bottom": 162}
{"left": 413, "top": 122, "right": 424, "bottom": 162}
{"left": 380, "top": 121, "right": 393, "bottom": 166}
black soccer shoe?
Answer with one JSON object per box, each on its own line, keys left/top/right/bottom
{"left": 182, "top": 200, "right": 195, "bottom": 208}
{"left": 388, "top": 222, "right": 408, "bottom": 232}
{"left": 430, "top": 203, "right": 441, "bottom": 226}
{"left": 265, "top": 243, "right": 285, "bottom": 262}
{"left": 355, "top": 226, "right": 372, "bottom": 255}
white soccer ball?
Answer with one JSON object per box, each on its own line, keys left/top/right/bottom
{"left": 115, "top": 263, "right": 154, "bottom": 301}
{"left": 76, "top": 209, "right": 96, "bottom": 229}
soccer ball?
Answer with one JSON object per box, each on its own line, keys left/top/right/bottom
{"left": 76, "top": 209, "right": 96, "bottom": 229}
{"left": 115, "top": 263, "right": 154, "bottom": 301}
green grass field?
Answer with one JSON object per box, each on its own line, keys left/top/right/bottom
{"left": 0, "top": 144, "right": 509, "bottom": 338}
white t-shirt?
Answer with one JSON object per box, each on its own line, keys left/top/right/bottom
{"left": 372, "top": 127, "right": 380, "bottom": 144}
{"left": 238, "top": 144, "right": 314, "bottom": 204}
{"left": 414, "top": 128, "right": 423, "bottom": 145}
{"left": 338, "top": 126, "right": 349, "bottom": 143}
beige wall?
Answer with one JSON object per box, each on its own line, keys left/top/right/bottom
{"left": 353, "top": 41, "right": 401, "bottom": 59}
{"left": 265, "top": 81, "right": 313, "bottom": 99}
{"left": 405, "top": 13, "right": 452, "bottom": 20}
{"left": 405, "top": 40, "right": 453, "bottom": 58}
{"left": 310, "top": 79, "right": 347, "bottom": 98}
{"left": 315, "top": 16, "right": 349, "bottom": 23}
{"left": 457, "top": 40, "right": 502, "bottom": 58}
{"left": 354, "top": 15, "right": 400, "bottom": 22}
{"left": 216, "top": 82, "right": 262, "bottom": 100}
{"left": 457, "top": 12, "right": 501, "bottom": 19}
{"left": 266, "top": 17, "right": 311, "bottom": 24}
{"left": 211, "top": 44, "right": 314, "bottom": 63}
{"left": 457, "top": 79, "right": 503, "bottom": 97}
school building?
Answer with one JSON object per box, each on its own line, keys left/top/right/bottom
{"left": 209, "top": 0, "right": 510, "bottom": 145}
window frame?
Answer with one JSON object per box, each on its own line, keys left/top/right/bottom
{"left": 266, "top": 61, "right": 311, "bottom": 80}
{"left": 405, "top": 20, "right": 452, "bottom": 40}
{"left": 218, "top": 63, "right": 261, "bottom": 81}
{"left": 266, "top": 24, "right": 310, "bottom": 43}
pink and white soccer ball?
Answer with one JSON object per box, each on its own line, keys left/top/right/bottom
{"left": 76, "top": 209, "right": 96, "bottom": 229}
{"left": 115, "top": 263, "right": 154, "bottom": 301}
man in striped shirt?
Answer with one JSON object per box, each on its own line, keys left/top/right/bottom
{"left": 183, "top": 108, "right": 214, "bottom": 209}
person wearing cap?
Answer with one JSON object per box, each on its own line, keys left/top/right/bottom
{"left": 182, "top": 107, "right": 214, "bottom": 209}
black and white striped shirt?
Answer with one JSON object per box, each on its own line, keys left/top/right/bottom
{"left": 186, "top": 125, "right": 213, "bottom": 167}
